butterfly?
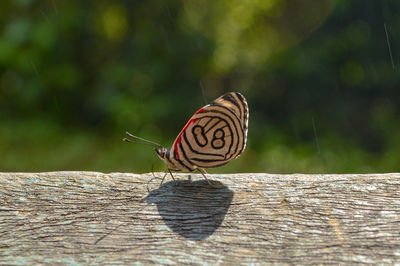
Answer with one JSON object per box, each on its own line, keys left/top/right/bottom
{"left": 123, "top": 92, "right": 249, "bottom": 185}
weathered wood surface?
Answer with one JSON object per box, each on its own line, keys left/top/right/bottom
{"left": 1, "top": 172, "right": 400, "bottom": 264}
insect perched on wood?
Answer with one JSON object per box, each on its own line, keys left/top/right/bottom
{"left": 123, "top": 92, "right": 249, "bottom": 185}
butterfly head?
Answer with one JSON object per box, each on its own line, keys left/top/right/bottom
{"left": 155, "top": 147, "right": 168, "bottom": 161}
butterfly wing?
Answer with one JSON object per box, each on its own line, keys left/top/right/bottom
{"left": 170, "top": 92, "right": 249, "bottom": 168}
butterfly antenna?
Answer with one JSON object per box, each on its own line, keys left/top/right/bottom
{"left": 122, "top": 138, "right": 157, "bottom": 147}
{"left": 123, "top": 132, "right": 162, "bottom": 147}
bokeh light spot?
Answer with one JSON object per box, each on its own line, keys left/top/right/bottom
{"left": 102, "top": 4, "right": 128, "bottom": 41}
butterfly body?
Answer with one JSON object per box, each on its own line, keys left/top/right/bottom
{"left": 156, "top": 92, "right": 249, "bottom": 173}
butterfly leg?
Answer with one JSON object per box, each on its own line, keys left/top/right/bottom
{"left": 157, "top": 169, "right": 177, "bottom": 188}
{"left": 167, "top": 168, "right": 177, "bottom": 184}
{"left": 197, "top": 168, "right": 214, "bottom": 186}
{"left": 159, "top": 171, "right": 169, "bottom": 186}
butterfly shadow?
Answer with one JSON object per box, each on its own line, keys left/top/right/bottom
{"left": 143, "top": 179, "right": 234, "bottom": 241}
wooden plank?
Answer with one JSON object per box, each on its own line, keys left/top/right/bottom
{"left": 1, "top": 172, "right": 400, "bottom": 264}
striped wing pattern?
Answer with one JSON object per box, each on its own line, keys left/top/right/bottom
{"left": 170, "top": 92, "right": 249, "bottom": 169}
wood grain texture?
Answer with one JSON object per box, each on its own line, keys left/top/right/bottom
{"left": 1, "top": 172, "right": 400, "bottom": 264}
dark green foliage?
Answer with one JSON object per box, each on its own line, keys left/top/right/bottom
{"left": 0, "top": 0, "right": 399, "bottom": 173}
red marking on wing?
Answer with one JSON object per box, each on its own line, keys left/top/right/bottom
{"left": 173, "top": 108, "right": 204, "bottom": 160}
{"left": 195, "top": 108, "right": 205, "bottom": 113}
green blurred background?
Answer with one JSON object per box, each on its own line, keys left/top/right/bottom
{"left": 0, "top": 0, "right": 399, "bottom": 174}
